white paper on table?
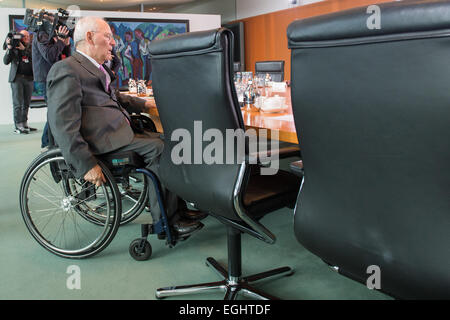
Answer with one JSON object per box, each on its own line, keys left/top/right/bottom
{"left": 271, "top": 82, "right": 286, "bottom": 92}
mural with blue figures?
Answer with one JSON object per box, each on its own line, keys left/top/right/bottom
{"left": 12, "top": 18, "right": 27, "bottom": 32}
{"left": 107, "top": 19, "right": 188, "bottom": 88}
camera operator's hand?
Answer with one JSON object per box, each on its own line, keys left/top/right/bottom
{"left": 56, "top": 25, "right": 70, "bottom": 44}
{"left": 16, "top": 42, "right": 25, "bottom": 51}
{"left": 6, "top": 37, "right": 12, "bottom": 50}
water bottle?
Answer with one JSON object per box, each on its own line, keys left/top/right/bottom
{"left": 244, "top": 79, "right": 256, "bottom": 106}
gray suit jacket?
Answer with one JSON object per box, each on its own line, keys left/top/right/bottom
{"left": 47, "top": 51, "right": 147, "bottom": 178}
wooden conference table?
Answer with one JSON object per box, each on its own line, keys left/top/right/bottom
{"left": 125, "top": 88, "right": 298, "bottom": 144}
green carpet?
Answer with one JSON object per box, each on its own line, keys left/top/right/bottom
{"left": 0, "top": 123, "right": 391, "bottom": 300}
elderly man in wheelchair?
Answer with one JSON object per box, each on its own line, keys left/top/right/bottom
{"left": 19, "top": 16, "right": 205, "bottom": 260}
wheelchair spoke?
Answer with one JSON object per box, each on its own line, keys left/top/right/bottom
{"left": 31, "top": 190, "right": 61, "bottom": 207}
{"left": 30, "top": 177, "right": 61, "bottom": 200}
{"left": 32, "top": 209, "right": 63, "bottom": 219}
{"left": 73, "top": 192, "right": 98, "bottom": 206}
{"left": 76, "top": 196, "right": 109, "bottom": 217}
{"left": 123, "top": 193, "right": 139, "bottom": 204}
{"left": 52, "top": 209, "right": 69, "bottom": 247}
{"left": 34, "top": 208, "right": 61, "bottom": 213}
{"left": 32, "top": 207, "right": 60, "bottom": 234}
{"left": 35, "top": 166, "right": 66, "bottom": 197}
{"left": 68, "top": 209, "right": 86, "bottom": 249}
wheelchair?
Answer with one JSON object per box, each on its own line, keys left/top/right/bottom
{"left": 19, "top": 114, "right": 183, "bottom": 260}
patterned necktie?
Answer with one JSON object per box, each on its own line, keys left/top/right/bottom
{"left": 98, "top": 64, "right": 110, "bottom": 93}
{"left": 99, "top": 64, "right": 132, "bottom": 127}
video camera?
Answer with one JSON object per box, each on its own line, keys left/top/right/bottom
{"left": 3, "top": 31, "right": 24, "bottom": 50}
{"left": 24, "top": 8, "right": 74, "bottom": 39}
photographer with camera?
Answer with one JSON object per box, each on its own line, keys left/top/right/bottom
{"left": 33, "top": 22, "right": 71, "bottom": 149}
{"left": 3, "top": 30, "right": 36, "bottom": 134}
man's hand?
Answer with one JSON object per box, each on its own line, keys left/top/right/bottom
{"left": 83, "top": 164, "right": 106, "bottom": 187}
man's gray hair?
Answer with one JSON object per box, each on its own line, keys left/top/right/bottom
{"left": 73, "top": 16, "right": 105, "bottom": 48}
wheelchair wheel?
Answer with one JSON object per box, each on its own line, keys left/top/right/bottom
{"left": 19, "top": 149, "right": 121, "bottom": 259}
{"left": 129, "top": 238, "right": 152, "bottom": 261}
{"left": 117, "top": 171, "right": 148, "bottom": 225}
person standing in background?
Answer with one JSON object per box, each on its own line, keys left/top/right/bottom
{"left": 32, "top": 23, "right": 71, "bottom": 149}
{"left": 3, "top": 30, "right": 35, "bottom": 134}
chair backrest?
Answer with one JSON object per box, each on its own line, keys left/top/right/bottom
{"left": 255, "top": 60, "right": 285, "bottom": 82}
{"left": 149, "top": 28, "right": 248, "bottom": 221}
{"left": 288, "top": 0, "right": 450, "bottom": 299}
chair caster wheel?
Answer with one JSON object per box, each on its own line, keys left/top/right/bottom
{"left": 129, "top": 239, "right": 152, "bottom": 261}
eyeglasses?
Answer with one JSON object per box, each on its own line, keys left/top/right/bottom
{"left": 91, "top": 31, "right": 113, "bottom": 41}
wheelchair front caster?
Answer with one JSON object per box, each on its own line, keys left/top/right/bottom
{"left": 129, "top": 239, "right": 152, "bottom": 261}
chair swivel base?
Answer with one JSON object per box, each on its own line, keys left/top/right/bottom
{"left": 155, "top": 257, "right": 293, "bottom": 300}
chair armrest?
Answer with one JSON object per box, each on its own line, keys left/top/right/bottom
{"left": 278, "top": 145, "right": 301, "bottom": 159}
{"left": 289, "top": 160, "right": 304, "bottom": 177}
{"left": 246, "top": 150, "right": 273, "bottom": 165}
{"left": 247, "top": 145, "right": 301, "bottom": 165}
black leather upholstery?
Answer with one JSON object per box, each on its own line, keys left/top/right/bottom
{"left": 150, "top": 28, "right": 300, "bottom": 300}
{"left": 150, "top": 28, "right": 300, "bottom": 225}
{"left": 288, "top": 0, "right": 450, "bottom": 299}
{"left": 255, "top": 60, "right": 285, "bottom": 82}
{"left": 150, "top": 29, "right": 246, "bottom": 222}
{"left": 288, "top": 0, "right": 450, "bottom": 43}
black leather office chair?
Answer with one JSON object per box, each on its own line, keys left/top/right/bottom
{"left": 288, "top": 0, "right": 450, "bottom": 299}
{"left": 255, "top": 60, "right": 285, "bottom": 82}
{"left": 149, "top": 28, "right": 301, "bottom": 300}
